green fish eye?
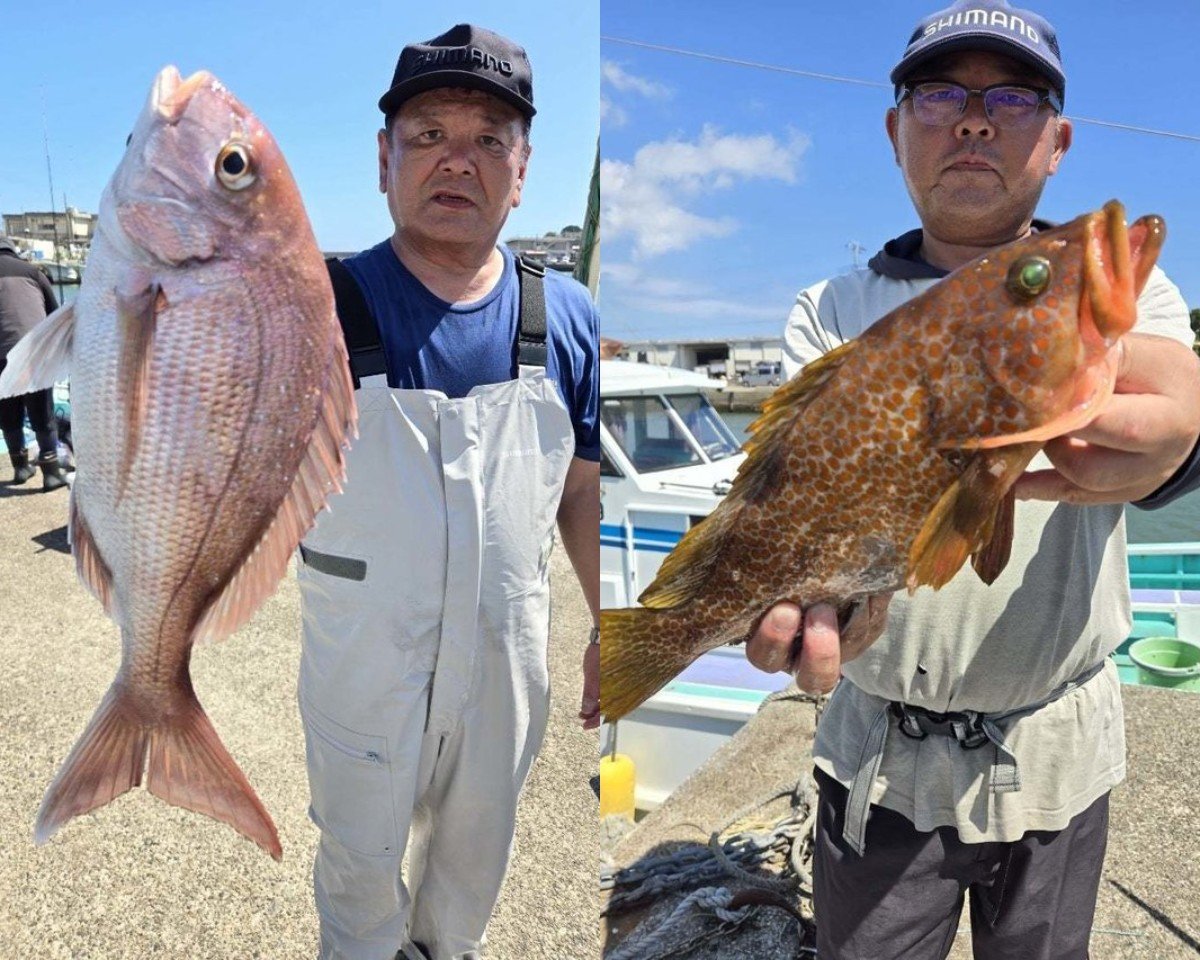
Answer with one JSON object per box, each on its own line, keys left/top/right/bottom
{"left": 1007, "top": 256, "right": 1051, "bottom": 299}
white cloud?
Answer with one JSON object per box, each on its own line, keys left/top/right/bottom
{"left": 601, "top": 61, "right": 671, "bottom": 99}
{"left": 600, "top": 95, "right": 627, "bottom": 128}
{"left": 601, "top": 261, "right": 789, "bottom": 323}
{"left": 602, "top": 125, "right": 810, "bottom": 258}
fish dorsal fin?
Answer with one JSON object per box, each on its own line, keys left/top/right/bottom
{"left": 114, "top": 283, "right": 161, "bottom": 503}
{"left": 907, "top": 442, "right": 1041, "bottom": 592}
{"left": 639, "top": 340, "right": 858, "bottom": 610}
{"left": 0, "top": 301, "right": 75, "bottom": 398}
{"left": 192, "top": 333, "right": 358, "bottom": 644}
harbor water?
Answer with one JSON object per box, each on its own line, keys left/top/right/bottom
{"left": 719, "top": 409, "right": 1200, "bottom": 543}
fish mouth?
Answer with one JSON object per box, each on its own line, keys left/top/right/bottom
{"left": 1082, "top": 200, "right": 1165, "bottom": 348}
{"left": 151, "top": 65, "right": 216, "bottom": 124}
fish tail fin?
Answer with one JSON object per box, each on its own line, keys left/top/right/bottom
{"left": 35, "top": 683, "right": 282, "bottom": 861}
{"left": 35, "top": 684, "right": 150, "bottom": 847}
{"left": 145, "top": 695, "right": 282, "bottom": 861}
{"left": 600, "top": 606, "right": 694, "bottom": 723}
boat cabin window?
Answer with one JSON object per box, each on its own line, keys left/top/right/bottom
{"left": 665, "top": 394, "right": 742, "bottom": 461}
{"left": 599, "top": 448, "right": 623, "bottom": 478}
{"left": 601, "top": 396, "right": 702, "bottom": 473}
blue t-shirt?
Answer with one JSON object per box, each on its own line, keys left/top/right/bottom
{"left": 344, "top": 242, "right": 599, "bottom": 462}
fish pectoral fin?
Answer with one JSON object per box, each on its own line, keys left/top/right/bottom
{"left": 114, "top": 282, "right": 162, "bottom": 502}
{"left": 0, "top": 301, "right": 75, "bottom": 398}
{"left": 971, "top": 486, "right": 1015, "bottom": 585}
{"left": 907, "top": 443, "right": 1041, "bottom": 592}
{"left": 600, "top": 606, "right": 696, "bottom": 722}
{"left": 69, "top": 493, "right": 117, "bottom": 617}
{"left": 192, "top": 322, "right": 358, "bottom": 645}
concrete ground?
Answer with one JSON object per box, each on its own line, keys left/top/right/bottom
{"left": 0, "top": 476, "right": 598, "bottom": 960}
{"left": 606, "top": 683, "right": 1200, "bottom": 959}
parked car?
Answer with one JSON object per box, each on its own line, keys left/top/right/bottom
{"left": 739, "top": 361, "right": 781, "bottom": 387}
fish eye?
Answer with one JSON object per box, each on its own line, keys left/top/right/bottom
{"left": 1006, "top": 256, "right": 1051, "bottom": 299}
{"left": 215, "top": 141, "right": 256, "bottom": 191}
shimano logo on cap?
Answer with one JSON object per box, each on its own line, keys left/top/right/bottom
{"left": 923, "top": 8, "right": 1041, "bottom": 44}
{"left": 414, "top": 47, "right": 514, "bottom": 76}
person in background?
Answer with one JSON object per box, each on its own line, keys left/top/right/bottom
{"left": 745, "top": 2, "right": 1200, "bottom": 957}
{"left": 296, "top": 24, "right": 600, "bottom": 960}
{"left": 0, "top": 236, "right": 69, "bottom": 491}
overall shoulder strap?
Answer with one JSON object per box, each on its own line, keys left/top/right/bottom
{"left": 325, "top": 257, "right": 387, "bottom": 389}
{"left": 515, "top": 255, "right": 548, "bottom": 368}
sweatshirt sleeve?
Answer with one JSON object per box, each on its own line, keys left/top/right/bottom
{"left": 1129, "top": 267, "right": 1200, "bottom": 509}
{"left": 782, "top": 280, "right": 842, "bottom": 381}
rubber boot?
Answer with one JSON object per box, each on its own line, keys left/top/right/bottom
{"left": 37, "top": 450, "right": 69, "bottom": 492}
{"left": 10, "top": 449, "right": 36, "bottom": 485}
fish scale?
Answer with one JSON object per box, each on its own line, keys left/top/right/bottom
{"left": 601, "top": 201, "right": 1165, "bottom": 723}
{"left": 0, "top": 66, "right": 357, "bottom": 859}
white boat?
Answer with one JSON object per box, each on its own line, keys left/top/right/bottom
{"left": 599, "top": 359, "right": 1200, "bottom": 811}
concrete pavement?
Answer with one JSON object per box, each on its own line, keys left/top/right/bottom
{"left": 0, "top": 477, "right": 598, "bottom": 959}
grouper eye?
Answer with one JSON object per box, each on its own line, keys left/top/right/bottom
{"left": 1006, "top": 256, "right": 1051, "bottom": 299}
{"left": 215, "top": 141, "right": 256, "bottom": 191}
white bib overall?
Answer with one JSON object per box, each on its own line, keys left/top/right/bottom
{"left": 297, "top": 362, "right": 574, "bottom": 960}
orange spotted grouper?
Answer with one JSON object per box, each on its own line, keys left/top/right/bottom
{"left": 601, "top": 200, "right": 1163, "bottom": 722}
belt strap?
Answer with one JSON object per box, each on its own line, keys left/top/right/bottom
{"left": 299, "top": 544, "right": 367, "bottom": 581}
{"left": 841, "top": 659, "right": 1108, "bottom": 857}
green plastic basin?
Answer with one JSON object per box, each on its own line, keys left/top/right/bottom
{"left": 1128, "top": 637, "right": 1200, "bottom": 692}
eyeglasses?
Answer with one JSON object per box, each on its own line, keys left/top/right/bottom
{"left": 897, "top": 81, "right": 1063, "bottom": 130}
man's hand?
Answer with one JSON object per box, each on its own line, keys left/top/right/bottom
{"left": 1016, "top": 335, "right": 1200, "bottom": 504}
{"left": 745, "top": 595, "right": 893, "bottom": 693}
{"left": 580, "top": 637, "right": 600, "bottom": 730}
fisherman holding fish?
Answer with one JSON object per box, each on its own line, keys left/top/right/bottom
{"left": 295, "top": 25, "right": 599, "bottom": 960}
{"left": 741, "top": 1, "right": 1200, "bottom": 956}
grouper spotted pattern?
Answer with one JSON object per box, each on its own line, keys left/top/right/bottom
{"left": 601, "top": 201, "right": 1164, "bottom": 722}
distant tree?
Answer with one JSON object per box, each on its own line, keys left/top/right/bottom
{"left": 561, "top": 225, "right": 582, "bottom": 235}
{"left": 1191, "top": 307, "right": 1200, "bottom": 340}
{"left": 544, "top": 231, "right": 558, "bottom": 237}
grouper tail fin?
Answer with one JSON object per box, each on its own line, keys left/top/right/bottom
{"left": 600, "top": 606, "right": 697, "bottom": 723}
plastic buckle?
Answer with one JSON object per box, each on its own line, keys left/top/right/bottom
{"left": 890, "top": 703, "right": 928, "bottom": 741}
{"left": 951, "top": 711, "right": 989, "bottom": 750}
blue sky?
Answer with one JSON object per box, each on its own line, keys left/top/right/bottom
{"left": 600, "top": 1, "right": 1200, "bottom": 342}
{"left": 0, "top": 1, "right": 597, "bottom": 253}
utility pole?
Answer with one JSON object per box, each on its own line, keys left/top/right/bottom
{"left": 847, "top": 240, "right": 866, "bottom": 270}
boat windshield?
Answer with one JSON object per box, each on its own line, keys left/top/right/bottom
{"left": 665, "top": 394, "right": 742, "bottom": 461}
{"left": 601, "top": 395, "right": 702, "bottom": 473}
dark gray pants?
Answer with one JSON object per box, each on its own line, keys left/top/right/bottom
{"left": 813, "top": 768, "right": 1109, "bottom": 960}
{"left": 0, "top": 357, "right": 58, "bottom": 457}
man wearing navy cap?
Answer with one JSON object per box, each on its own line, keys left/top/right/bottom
{"left": 295, "top": 24, "right": 600, "bottom": 960}
{"left": 746, "top": 2, "right": 1200, "bottom": 956}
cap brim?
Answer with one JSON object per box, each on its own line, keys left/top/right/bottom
{"left": 890, "top": 34, "right": 1064, "bottom": 99}
{"left": 378, "top": 70, "right": 536, "bottom": 120}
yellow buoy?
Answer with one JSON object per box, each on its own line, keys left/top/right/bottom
{"left": 599, "top": 752, "right": 636, "bottom": 820}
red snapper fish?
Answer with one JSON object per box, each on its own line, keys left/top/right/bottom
{"left": 601, "top": 201, "right": 1163, "bottom": 722}
{"left": 0, "top": 67, "right": 356, "bottom": 858}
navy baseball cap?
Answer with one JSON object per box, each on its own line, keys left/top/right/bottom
{"left": 379, "top": 24, "right": 536, "bottom": 121}
{"left": 890, "top": 0, "right": 1065, "bottom": 104}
